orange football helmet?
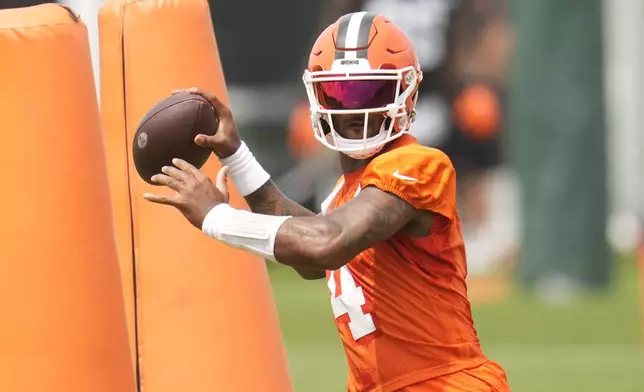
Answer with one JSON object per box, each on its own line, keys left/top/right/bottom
{"left": 303, "top": 12, "right": 423, "bottom": 159}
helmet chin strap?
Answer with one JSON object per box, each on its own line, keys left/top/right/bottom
{"left": 326, "top": 119, "right": 390, "bottom": 160}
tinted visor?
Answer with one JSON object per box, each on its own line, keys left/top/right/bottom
{"left": 314, "top": 80, "right": 397, "bottom": 110}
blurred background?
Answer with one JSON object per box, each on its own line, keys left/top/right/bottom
{"left": 2, "top": 0, "right": 643, "bottom": 390}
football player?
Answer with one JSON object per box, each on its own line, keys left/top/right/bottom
{"left": 145, "top": 12, "right": 510, "bottom": 392}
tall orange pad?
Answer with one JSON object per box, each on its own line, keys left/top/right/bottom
{"left": 639, "top": 234, "right": 644, "bottom": 344}
{"left": 0, "top": 4, "right": 136, "bottom": 392}
{"left": 98, "top": 1, "right": 293, "bottom": 391}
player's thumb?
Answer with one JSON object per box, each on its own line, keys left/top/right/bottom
{"left": 215, "top": 166, "right": 230, "bottom": 203}
{"left": 194, "top": 134, "right": 218, "bottom": 148}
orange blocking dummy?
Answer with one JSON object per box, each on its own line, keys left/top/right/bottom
{"left": 0, "top": 4, "right": 136, "bottom": 392}
{"left": 639, "top": 232, "right": 644, "bottom": 343}
{"left": 98, "top": 1, "right": 293, "bottom": 391}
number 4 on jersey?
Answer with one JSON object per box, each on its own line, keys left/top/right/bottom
{"left": 327, "top": 266, "right": 376, "bottom": 341}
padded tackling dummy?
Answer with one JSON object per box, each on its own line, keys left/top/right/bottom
{"left": 98, "top": 1, "right": 293, "bottom": 391}
{"left": 0, "top": 4, "right": 136, "bottom": 392}
{"left": 639, "top": 236, "right": 644, "bottom": 342}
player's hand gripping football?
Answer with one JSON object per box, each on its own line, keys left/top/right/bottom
{"left": 171, "top": 87, "right": 242, "bottom": 158}
{"left": 143, "top": 160, "right": 230, "bottom": 229}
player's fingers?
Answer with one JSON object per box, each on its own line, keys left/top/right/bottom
{"left": 170, "top": 88, "right": 230, "bottom": 117}
{"left": 172, "top": 158, "right": 201, "bottom": 177}
{"left": 150, "top": 173, "right": 183, "bottom": 191}
{"left": 171, "top": 87, "right": 211, "bottom": 101}
{"left": 143, "top": 192, "right": 182, "bottom": 207}
{"left": 161, "top": 165, "right": 189, "bottom": 182}
{"left": 183, "top": 87, "right": 229, "bottom": 114}
{"left": 194, "top": 134, "right": 223, "bottom": 148}
{"left": 215, "top": 166, "right": 230, "bottom": 202}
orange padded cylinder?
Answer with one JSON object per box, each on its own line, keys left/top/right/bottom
{"left": 98, "top": 1, "right": 293, "bottom": 391}
{"left": 639, "top": 233, "right": 644, "bottom": 344}
{"left": 0, "top": 4, "right": 136, "bottom": 392}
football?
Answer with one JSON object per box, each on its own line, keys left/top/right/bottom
{"left": 132, "top": 92, "right": 218, "bottom": 185}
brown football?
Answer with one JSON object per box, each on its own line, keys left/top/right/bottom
{"left": 133, "top": 92, "right": 218, "bottom": 185}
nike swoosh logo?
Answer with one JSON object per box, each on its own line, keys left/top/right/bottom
{"left": 393, "top": 170, "right": 419, "bottom": 182}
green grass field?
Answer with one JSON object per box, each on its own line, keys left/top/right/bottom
{"left": 267, "top": 258, "right": 644, "bottom": 392}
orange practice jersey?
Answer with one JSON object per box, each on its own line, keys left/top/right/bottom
{"left": 321, "top": 134, "right": 489, "bottom": 392}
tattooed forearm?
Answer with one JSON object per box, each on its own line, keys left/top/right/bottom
{"left": 244, "top": 179, "right": 324, "bottom": 279}
{"left": 244, "top": 180, "right": 315, "bottom": 217}
{"left": 274, "top": 186, "right": 419, "bottom": 270}
{"left": 274, "top": 216, "right": 343, "bottom": 269}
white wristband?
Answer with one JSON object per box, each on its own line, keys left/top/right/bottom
{"left": 202, "top": 203, "right": 291, "bottom": 262}
{"left": 220, "top": 142, "right": 270, "bottom": 196}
